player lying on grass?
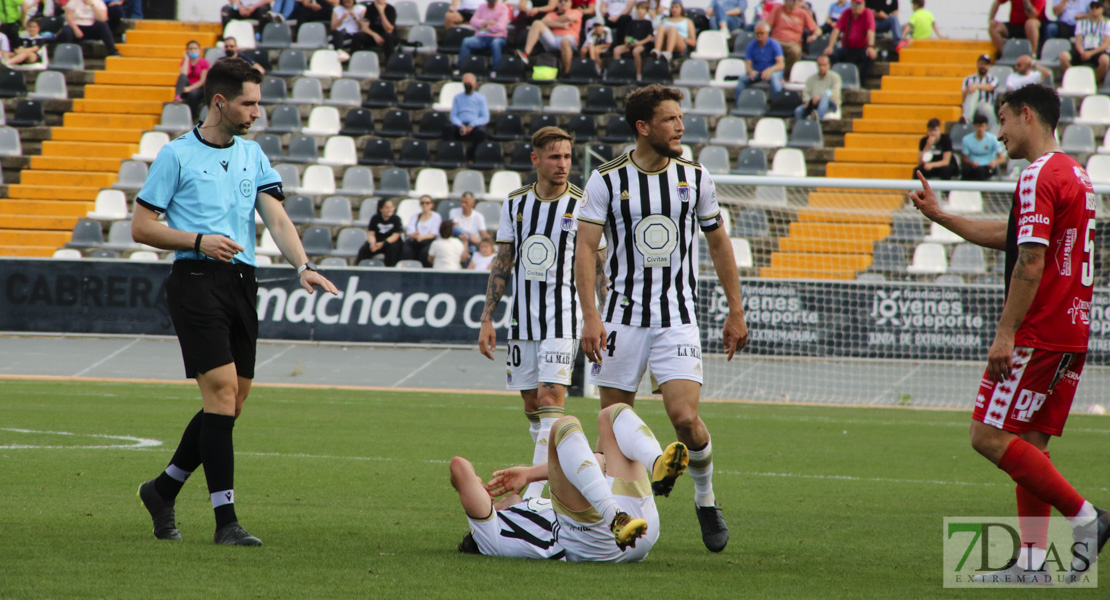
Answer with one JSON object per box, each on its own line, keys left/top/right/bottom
{"left": 449, "top": 404, "right": 689, "bottom": 562}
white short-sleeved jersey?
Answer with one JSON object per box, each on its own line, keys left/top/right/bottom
{"left": 467, "top": 497, "right": 567, "bottom": 560}
{"left": 578, "top": 153, "right": 722, "bottom": 328}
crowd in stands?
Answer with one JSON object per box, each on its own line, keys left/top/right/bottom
{"left": 0, "top": 0, "right": 131, "bottom": 68}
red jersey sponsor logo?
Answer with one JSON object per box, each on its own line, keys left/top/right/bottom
{"left": 1068, "top": 296, "right": 1091, "bottom": 325}
{"left": 1056, "top": 228, "right": 1076, "bottom": 276}
{"left": 1019, "top": 214, "right": 1050, "bottom": 227}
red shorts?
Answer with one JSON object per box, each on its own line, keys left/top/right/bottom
{"left": 972, "top": 347, "right": 1086, "bottom": 436}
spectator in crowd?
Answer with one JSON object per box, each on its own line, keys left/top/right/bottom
{"left": 469, "top": 237, "right": 496, "bottom": 271}
{"left": 1005, "top": 53, "right": 1052, "bottom": 89}
{"left": 405, "top": 195, "right": 444, "bottom": 267}
{"left": 6, "top": 18, "right": 46, "bottom": 66}
{"left": 449, "top": 192, "right": 488, "bottom": 257}
{"left": 513, "top": 0, "right": 557, "bottom": 46}
{"left": 900, "top": 0, "right": 943, "bottom": 40}
{"left": 960, "top": 112, "right": 1007, "bottom": 181}
{"left": 221, "top": 0, "right": 274, "bottom": 28}
{"left": 574, "top": 0, "right": 598, "bottom": 20}
{"left": 795, "top": 55, "right": 841, "bottom": 120}
{"left": 600, "top": 0, "right": 636, "bottom": 43}
{"left": 223, "top": 36, "right": 265, "bottom": 73}
{"left": 916, "top": 118, "right": 959, "bottom": 180}
{"left": 754, "top": 0, "right": 781, "bottom": 24}
{"left": 57, "top": 0, "right": 118, "bottom": 55}
{"left": 962, "top": 54, "right": 997, "bottom": 126}
{"left": 360, "top": 0, "right": 397, "bottom": 58}
{"left": 459, "top": 0, "right": 512, "bottom": 72}
{"left": 988, "top": 0, "right": 1045, "bottom": 56}
{"left": 445, "top": 73, "right": 490, "bottom": 161}
{"left": 825, "top": 0, "right": 876, "bottom": 85}
{"left": 612, "top": 2, "right": 654, "bottom": 74}
{"left": 518, "top": 0, "right": 584, "bottom": 74}
{"left": 0, "top": 29, "right": 11, "bottom": 63}
{"left": 270, "top": 0, "right": 297, "bottom": 21}
{"left": 1046, "top": 0, "right": 1087, "bottom": 41}
{"left": 581, "top": 18, "right": 613, "bottom": 72}
{"left": 356, "top": 197, "right": 404, "bottom": 266}
{"left": 293, "top": 0, "right": 338, "bottom": 26}
{"left": 174, "top": 41, "right": 209, "bottom": 120}
{"left": 1058, "top": 0, "right": 1110, "bottom": 82}
{"left": 653, "top": 1, "right": 695, "bottom": 61}
{"left": 735, "top": 21, "right": 784, "bottom": 99}
{"left": 707, "top": 0, "right": 745, "bottom": 35}
{"left": 864, "top": 0, "right": 899, "bottom": 44}
{"left": 21, "top": 0, "right": 56, "bottom": 28}
{"left": 822, "top": 0, "right": 849, "bottom": 34}
{"left": 329, "top": 0, "right": 366, "bottom": 53}
{"left": 446, "top": 0, "right": 483, "bottom": 28}
{"left": 767, "top": 0, "right": 819, "bottom": 74}
{"left": 429, "top": 220, "right": 469, "bottom": 270}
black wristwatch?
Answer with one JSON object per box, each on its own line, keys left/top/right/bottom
{"left": 297, "top": 261, "right": 318, "bottom": 275}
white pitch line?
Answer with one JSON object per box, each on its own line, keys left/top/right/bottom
{"left": 72, "top": 338, "right": 141, "bottom": 377}
{"left": 391, "top": 348, "right": 451, "bottom": 388}
{"left": 0, "top": 428, "right": 161, "bottom": 449}
{"left": 718, "top": 469, "right": 1000, "bottom": 488}
{"left": 255, "top": 344, "right": 295, "bottom": 370}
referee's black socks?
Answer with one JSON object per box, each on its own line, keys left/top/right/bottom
{"left": 155, "top": 409, "right": 205, "bottom": 501}
{"left": 200, "top": 412, "right": 239, "bottom": 529}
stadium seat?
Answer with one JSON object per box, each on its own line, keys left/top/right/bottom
{"left": 396, "top": 259, "right": 424, "bottom": 269}
{"left": 711, "top": 116, "right": 748, "bottom": 146}
{"left": 1060, "top": 95, "right": 1077, "bottom": 124}
{"left": 451, "top": 170, "right": 487, "bottom": 199}
{"left": 260, "top": 76, "right": 288, "bottom": 104}
{"left": 564, "top": 57, "right": 600, "bottom": 86}
{"left": 923, "top": 221, "right": 962, "bottom": 244}
{"left": 1061, "top": 124, "right": 1095, "bottom": 154}
{"left": 731, "top": 89, "right": 768, "bottom": 117}
{"left": 732, "top": 238, "right": 753, "bottom": 268}
{"left": 433, "top": 81, "right": 465, "bottom": 112}
{"left": 112, "top": 160, "right": 148, "bottom": 190}
{"left": 285, "top": 195, "right": 316, "bottom": 224}
{"left": 831, "top": 62, "right": 860, "bottom": 90}
{"left": 301, "top": 227, "right": 333, "bottom": 256}
{"left": 102, "top": 220, "right": 140, "bottom": 252}
{"left": 428, "top": 139, "right": 465, "bottom": 169}
{"left": 438, "top": 27, "right": 472, "bottom": 55}
{"left": 132, "top": 131, "right": 170, "bottom": 162}
{"left": 52, "top": 248, "right": 83, "bottom": 259}
{"left": 583, "top": 86, "right": 618, "bottom": 115}
{"left": 804, "top": 34, "right": 829, "bottom": 60}
{"left": 415, "top": 110, "right": 451, "bottom": 139}
{"left": 566, "top": 114, "right": 598, "bottom": 142}
{"left": 710, "top": 58, "right": 746, "bottom": 89}
{"left": 766, "top": 90, "right": 802, "bottom": 119}
{"left": 423, "top": 1, "right": 450, "bottom": 25}
{"left": 243, "top": 49, "right": 271, "bottom": 71}
{"left": 272, "top": 49, "right": 308, "bottom": 77}
{"left": 934, "top": 274, "right": 965, "bottom": 285}
{"left": 1060, "top": 66, "right": 1097, "bottom": 97}
{"left": 1074, "top": 95, "right": 1110, "bottom": 126}
{"left": 419, "top": 53, "right": 453, "bottom": 81}
{"left": 394, "top": 0, "right": 421, "bottom": 26}
{"left": 674, "top": 59, "right": 712, "bottom": 87}
{"left": 1038, "top": 37, "right": 1071, "bottom": 69}
{"left": 381, "top": 52, "right": 416, "bottom": 80}
{"left": 363, "top": 80, "right": 397, "bottom": 109}
{"left": 996, "top": 38, "right": 1032, "bottom": 67}
{"left": 906, "top": 242, "right": 948, "bottom": 274}
{"left": 399, "top": 81, "right": 435, "bottom": 110}
{"left": 130, "top": 250, "right": 160, "bottom": 262}
{"left": 545, "top": 85, "right": 582, "bottom": 114}
{"left": 266, "top": 105, "right": 302, "bottom": 134}
{"left": 306, "top": 49, "right": 343, "bottom": 78}
{"left": 405, "top": 24, "right": 438, "bottom": 54}
{"left": 283, "top": 135, "right": 319, "bottom": 164}
{"left": 889, "top": 214, "right": 924, "bottom": 242}
{"left": 602, "top": 59, "right": 637, "bottom": 86}
{"left": 987, "top": 65, "right": 1013, "bottom": 85}
{"left": 475, "top": 201, "right": 502, "bottom": 227}
{"left": 682, "top": 115, "right": 710, "bottom": 145}
{"left": 491, "top": 56, "right": 526, "bottom": 83}
{"left": 784, "top": 60, "right": 817, "bottom": 92}
{"left": 509, "top": 84, "right": 543, "bottom": 113}
{"left": 396, "top": 138, "right": 431, "bottom": 168}
{"left": 316, "top": 256, "right": 346, "bottom": 267}
{"left": 582, "top": 143, "right": 614, "bottom": 164}
{"left": 333, "top": 227, "right": 368, "bottom": 258}
{"left": 303, "top": 106, "right": 340, "bottom": 136}
{"left": 472, "top": 142, "right": 504, "bottom": 171}
{"left": 946, "top": 190, "right": 983, "bottom": 213}
{"left": 257, "top": 22, "right": 293, "bottom": 50}
{"left": 300, "top": 165, "right": 337, "bottom": 195}
{"left": 395, "top": 198, "right": 421, "bottom": 224}
{"left": 689, "top": 30, "right": 728, "bottom": 61}
{"left": 378, "top": 110, "right": 413, "bottom": 137}
{"left": 507, "top": 143, "right": 534, "bottom": 171}
{"left": 289, "top": 78, "right": 324, "bottom": 105}
{"left": 788, "top": 119, "right": 823, "bottom": 149}
{"left": 346, "top": 51, "right": 381, "bottom": 79}
{"left": 770, "top": 148, "right": 806, "bottom": 177}
{"left": 688, "top": 87, "right": 727, "bottom": 117}
{"left": 748, "top": 118, "right": 787, "bottom": 149}
{"left": 27, "top": 70, "right": 66, "bottom": 100}
{"left": 359, "top": 138, "right": 394, "bottom": 165}
{"left": 599, "top": 115, "right": 634, "bottom": 144}
{"left": 1005, "top": 158, "right": 1030, "bottom": 179}
{"left": 485, "top": 170, "right": 523, "bottom": 201}
{"left": 377, "top": 168, "right": 412, "bottom": 197}
{"left": 292, "top": 22, "right": 328, "bottom": 50}
{"left": 753, "top": 185, "right": 786, "bottom": 206}
{"left": 325, "top": 78, "right": 362, "bottom": 107}
{"left": 435, "top": 198, "right": 461, "bottom": 221}
{"left": 337, "top": 166, "right": 375, "bottom": 195}
{"left": 733, "top": 208, "right": 770, "bottom": 237}
{"left": 223, "top": 21, "right": 256, "bottom": 50}
{"left": 154, "top": 104, "right": 193, "bottom": 133}
{"left": 315, "top": 196, "right": 354, "bottom": 227}
{"left": 641, "top": 58, "right": 671, "bottom": 84}
{"left": 48, "top": 43, "right": 84, "bottom": 71}
{"left": 339, "top": 108, "right": 374, "bottom": 137}
{"left": 731, "top": 30, "right": 756, "bottom": 58}
{"left": 458, "top": 56, "right": 490, "bottom": 78}
{"left": 65, "top": 219, "right": 105, "bottom": 249}
{"left": 697, "top": 145, "right": 731, "bottom": 175}
{"left": 948, "top": 123, "right": 973, "bottom": 153}
{"left": 1087, "top": 155, "right": 1110, "bottom": 182}
{"left": 949, "top": 244, "right": 985, "bottom": 274}
{"left": 87, "top": 249, "right": 119, "bottom": 259}
{"left": 0, "top": 126, "right": 17, "bottom": 156}
{"left": 869, "top": 242, "right": 906, "bottom": 272}
{"left": 414, "top": 168, "right": 450, "bottom": 199}
{"left": 732, "top": 147, "right": 767, "bottom": 175}
{"left": 273, "top": 163, "right": 300, "bottom": 191}
{"left": 87, "top": 190, "right": 128, "bottom": 221}
{"left": 479, "top": 83, "right": 508, "bottom": 113}
{"left": 256, "top": 133, "right": 283, "bottom": 162}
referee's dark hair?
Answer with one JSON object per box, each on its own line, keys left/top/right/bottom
{"left": 204, "top": 57, "right": 264, "bottom": 109}
{"left": 999, "top": 84, "right": 1060, "bottom": 132}
{"left": 625, "top": 85, "right": 685, "bottom": 137}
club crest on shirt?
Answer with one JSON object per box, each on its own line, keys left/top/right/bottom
{"left": 1074, "top": 166, "right": 1093, "bottom": 190}
{"left": 591, "top": 362, "right": 602, "bottom": 376}
{"left": 561, "top": 213, "right": 575, "bottom": 231}
{"left": 506, "top": 370, "right": 513, "bottom": 384}
{"left": 676, "top": 182, "right": 690, "bottom": 202}
{"left": 239, "top": 179, "right": 254, "bottom": 198}
{"left": 579, "top": 189, "right": 589, "bottom": 208}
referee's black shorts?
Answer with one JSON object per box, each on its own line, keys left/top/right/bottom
{"left": 167, "top": 260, "right": 259, "bottom": 379}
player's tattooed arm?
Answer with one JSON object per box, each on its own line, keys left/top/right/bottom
{"left": 481, "top": 242, "right": 516, "bottom": 323}
{"left": 594, "top": 249, "right": 609, "bottom": 308}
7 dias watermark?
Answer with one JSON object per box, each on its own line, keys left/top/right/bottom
{"left": 943, "top": 517, "right": 1099, "bottom": 588}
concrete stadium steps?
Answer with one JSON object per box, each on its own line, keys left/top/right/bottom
{"left": 119, "top": 45, "right": 202, "bottom": 59}
{"left": 5, "top": 185, "right": 101, "bottom": 200}
{"left": 862, "top": 104, "right": 962, "bottom": 121}
{"left": 3, "top": 215, "right": 81, "bottom": 231}
{"left": 63, "top": 113, "right": 159, "bottom": 130}
{"left": 19, "top": 170, "right": 118, "bottom": 188}
{"left": 0, "top": 245, "right": 56, "bottom": 257}
{"left": 0, "top": 200, "right": 94, "bottom": 217}
{"left": 30, "top": 156, "right": 124, "bottom": 172}
{"left": 879, "top": 76, "right": 963, "bottom": 92}
{"left": 897, "top": 48, "right": 990, "bottom": 65}
{"left": 0, "top": 229, "right": 72, "bottom": 248}
{"left": 833, "top": 148, "right": 920, "bottom": 163}
{"left": 41, "top": 140, "right": 140, "bottom": 158}
{"left": 759, "top": 266, "right": 860, "bottom": 279}
{"left": 777, "top": 222, "right": 892, "bottom": 253}
{"left": 807, "top": 192, "right": 904, "bottom": 211}
{"left": 50, "top": 128, "right": 144, "bottom": 143}
{"left": 84, "top": 85, "right": 175, "bottom": 102}
{"left": 123, "top": 30, "right": 219, "bottom": 48}
{"left": 842, "top": 132, "right": 922, "bottom": 149}
{"left": 131, "top": 20, "right": 223, "bottom": 34}
{"left": 850, "top": 119, "right": 937, "bottom": 133}
{"left": 94, "top": 71, "right": 179, "bottom": 86}
{"left": 869, "top": 90, "right": 963, "bottom": 105}
{"left": 73, "top": 98, "right": 165, "bottom": 115}
{"left": 104, "top": 56, "right": 181, "bottom": 72}
{"left": 825, "top": 162, "right": 915, "bottom": 179}
{"left": 795, "top": 208, "right": 893, "bottom": 224}
{"left": 887, "top": 63, "right": 985, "bottom": 78}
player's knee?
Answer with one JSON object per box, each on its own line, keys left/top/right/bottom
{"left": 968, "top": 422, "right": 1006, "bottom": 459}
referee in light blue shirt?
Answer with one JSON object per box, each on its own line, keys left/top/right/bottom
{"left": 131, "top": 58, "right": 337, "bottom": 547}
{"left": 444, "top": 72, "right": 490, "bottom": 161}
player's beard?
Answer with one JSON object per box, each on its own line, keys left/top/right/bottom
{"left": 648, "top": 133, "right": 682, "bottom": 159}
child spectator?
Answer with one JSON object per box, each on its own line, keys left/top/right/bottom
{"left": 580, "top": 18, "right": 612, "bottom": 72}
{"left": 7, "top": 18, "right": 46, "bottom": 65}
{"left": 428, "top": 220, "right": 469, "bottom": 270}
{"left": 612, "top": 1, "right": 653, "bottom": 78}
{"left": 469, "top": 237, "right": 497, "bottom": 271}
{"left": 900, "top": 0, "right": 943, "bottom": 41}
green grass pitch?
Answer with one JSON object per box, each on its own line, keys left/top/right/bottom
{"left": 2, "top": 379, "right": 1110, "bottom": 599}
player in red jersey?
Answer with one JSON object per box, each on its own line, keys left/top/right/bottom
{"left": 910, "top": 84, "right": 1108, "bottom": 584}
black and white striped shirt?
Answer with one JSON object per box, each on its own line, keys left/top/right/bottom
{"left": 496, "top": 182, "right": 599, "bottom": 341}
{"left": 579, "top": 153, "right": 722, "bottom": 328}
{"left": 1076, "top": 17, "right": 1110, "bottom": 51}
{"left": 962, "top": 73, "right": 998, "bottom": 105}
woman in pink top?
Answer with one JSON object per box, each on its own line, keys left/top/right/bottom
{"left": 174, "top": 40, "right": 210, "bottom": 121}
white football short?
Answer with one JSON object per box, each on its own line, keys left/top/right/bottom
{"left": 589, "top": 323, "right": 703, "bottom": 392}
{"left": 505, "top": 338, "right": 579, "bottom": 391}
{"left": 552, "top": 477, "right": 660, "bottom": 563}
{"left": 467, "top": 497, "right": 567, "bottom": 560}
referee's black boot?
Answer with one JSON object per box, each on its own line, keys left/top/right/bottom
{"left": 138, "top": 479, "right": 182, "bottom": 541}
{"left": 214, "top": 521, "right": 263, "bottom": 546}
